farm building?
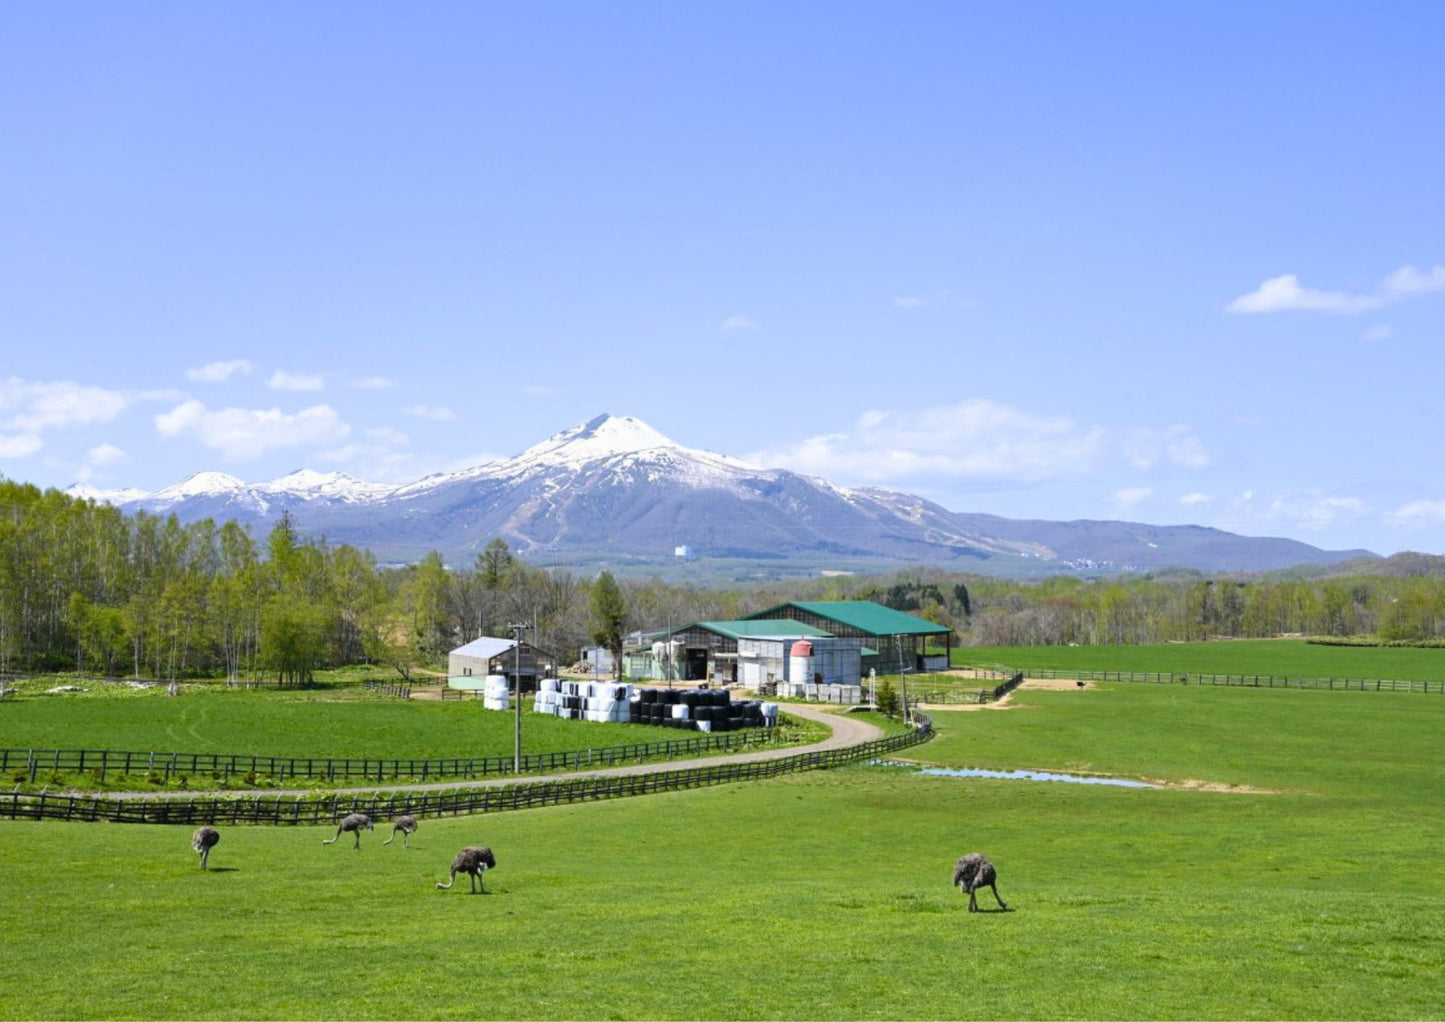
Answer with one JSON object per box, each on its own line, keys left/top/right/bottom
{"left": 743, "top": 601, "right": 952, "bottom": 675}
{"left": 577, "top": 645, "right": 616, "bottom": 676}
{"left": 737, "top": 635, "right": 864, "bottom": 690}
{"left": 623, "top": 619, "right": 835, "bottom": 685}
{"left": 447, "top": 636, "right": 559, "bottom": 693}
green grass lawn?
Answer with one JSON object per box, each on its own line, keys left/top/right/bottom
{"left": 0, "top": 687, "right": 668, "bottom": 758}
{"left": 0, "top": 683, "right": 1440, "bottom": 1019}
{"left": 0, "top": 687, "right": 814, "bottom": 792}
{"left": 956, "top": 638, "right": 1445, "bottom": 682}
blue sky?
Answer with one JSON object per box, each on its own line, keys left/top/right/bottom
{"left": 2, "top": 2, "right": 1442, "bottom": 557}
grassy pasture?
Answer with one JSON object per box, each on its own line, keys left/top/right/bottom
{"left": 0, "top": 688, "right": 664, "bottom": 759}
{"left": 1, "top": 684, "right": 1440, "bottom": 1019}
{"left": 0, "top": 687, "right": 820, "bottom": 792}
{"left": 955, "top": 638, "right": 1445, "bottom": 682}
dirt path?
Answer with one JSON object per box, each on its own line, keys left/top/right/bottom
{"left": 105, "top": 703, "right": 885, "bottom": 801}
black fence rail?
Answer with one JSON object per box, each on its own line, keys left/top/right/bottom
{"left": 0, "top": 715, "right": 934, "bottom": 826}
{"left": 0, "top": 727, "right": 784, "bottom": 785}
{"left": 362, "top": 680, "right": 411, "bottom": 699}
{"left": 909, "top": 671, "right": 1026, "bottom": 706}
{"left": 1011, "top": 668, "right": 1442, "bottom": 693}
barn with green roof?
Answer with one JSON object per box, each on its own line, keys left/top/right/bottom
{"left": 743, "top": 600, "right": 952, "bottom": 675}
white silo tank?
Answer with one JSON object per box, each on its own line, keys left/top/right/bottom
{"left": 788, "top": 639, "right": 814, "bottom": 686}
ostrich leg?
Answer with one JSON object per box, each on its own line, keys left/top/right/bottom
{"left": 987, "top": 880, "right": 1008, "bottom": 910}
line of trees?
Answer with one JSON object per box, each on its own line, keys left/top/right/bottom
{"left": 4, "top": 479, "right": 1444, "bottom": 681}
{"left": 798, "top": 567, "right": 1445, "bottom": 646}
{"left": 0, "top": 481, "right": 744, "bottom": 681}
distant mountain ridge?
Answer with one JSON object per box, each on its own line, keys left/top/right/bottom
{"left": 67, "top": 413, "right": 1376, "bottom": 576}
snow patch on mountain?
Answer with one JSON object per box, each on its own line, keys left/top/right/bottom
{"left": 153, "top": 472, "right": 247, "bottom": 500}
{"left": 258, "top": 469, "right": 395, "bottom": 502}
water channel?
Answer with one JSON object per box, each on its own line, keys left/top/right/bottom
{"left": 875, "top": 760, "right": 1159, "bottom": 789}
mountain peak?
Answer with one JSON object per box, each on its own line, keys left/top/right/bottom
{"left": 513, "top": 414, "right": 680, "bottom": 469}
{"left": 153, "top": 471, "right": 246, "bottom": 499}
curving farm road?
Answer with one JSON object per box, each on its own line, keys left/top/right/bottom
{"left": 107, "top": 703, "right": 886, "bottom": 801}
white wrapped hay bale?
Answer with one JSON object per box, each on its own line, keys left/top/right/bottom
{"left": 671, "top": 704, "right": 691, "bottom": 720}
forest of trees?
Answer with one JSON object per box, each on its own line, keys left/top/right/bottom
{"left": 2, "top": 478, "right": 1444, "bottom": 680}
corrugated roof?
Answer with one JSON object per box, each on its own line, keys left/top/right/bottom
{"left": 746, "top": 600, "right": 951, "bottom": 636}
{"left": 449, "top": 636, "right": 517, "bottom": 661}
{"left": 693, "top": 619, "right": 833, "bottom": 641}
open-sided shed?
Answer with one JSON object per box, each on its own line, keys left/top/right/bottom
{"left": 447, "top": 636, "right": 558, "bottom": 693}
{"left": 743, "top": 600, "right": 952, "bottom": 675}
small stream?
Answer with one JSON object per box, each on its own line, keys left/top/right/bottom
{"left": 874, "top": 760, "right": 1159, "bottom": 789}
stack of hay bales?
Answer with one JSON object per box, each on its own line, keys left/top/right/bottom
{"left": 532, "top": 679, "right": 634, "bottom": 722}
{"left": 482, "top": 675, "right": 510, "bottom": 711}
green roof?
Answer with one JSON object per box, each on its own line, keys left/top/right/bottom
{"left": 746, "top": 601, "right": 951, "bottom": 637}
{"left": 690, "top": 619, "right": 833, "bottom": 641}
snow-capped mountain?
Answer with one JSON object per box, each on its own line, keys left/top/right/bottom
{"left": 66, "top": 413, "right": 1374, "bottom": 574}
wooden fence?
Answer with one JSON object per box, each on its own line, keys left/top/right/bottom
{"left": 362, "top": 680, "right": 412, "bottom": 699}
{"left": 0, "top": 727, "right": 783, "bottom": 785}
{"left": 0, "top": 716, "right": 934, "bottom": 826}
{"left": 911, "top": 672, "right": 1026, "bottom": 706}
{"left": 1011, "top": 668, "right": 1442, "bottom": 692}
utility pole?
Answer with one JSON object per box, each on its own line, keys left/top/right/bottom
{"left": 509, "top": 622, "right": 530, "bottom": 772}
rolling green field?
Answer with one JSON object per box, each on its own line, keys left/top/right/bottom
{"left": 0, "top": 686, "right": 822, "bottom": 792}
{"left": 1, "top": 682, "right": 1440, "bottom": 1019}
{"left": 956, "top": 638, "right": 1445, "bottom": 682}
{"left": 0, "top": 687, "right": 668, "bottom": 759}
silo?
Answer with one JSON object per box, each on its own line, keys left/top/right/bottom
{"left": 788, "top": 639, "right": 814, "bottom": 686}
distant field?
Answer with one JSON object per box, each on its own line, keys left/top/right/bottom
{"left": 911, "top": 681, "right": 1445, "bottom": 798}
{"left": 955, "top": 639, "right": 1445, "bottom": 682}
{"left": 0, "top": 687, "right": 668, "bottom": 759}
{"left": 1, "top": 681, "right": 1440, "bottom": 1019}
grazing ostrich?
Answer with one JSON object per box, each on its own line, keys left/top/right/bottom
{"left": 322, "top": 812, "right": 374, "bottom": 849}
{"left": 953, "top": 852, "right": 1008, "bottom": 912}
{"left": 436, "top": 846, "right": 496, "bottom": 893}
{"left": 192, "top": 826, "right": 220, "bottom": 870}
{"left": 383, "top": 815, "right": 418, "bottom": 848}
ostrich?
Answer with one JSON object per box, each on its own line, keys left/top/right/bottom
{"left": 436, "top": 846, "right": 497, "bottom": 893}
{"left": 383, "top": 815, "right": 418, "bottom": 848}
{"left": 953, "top": 852, "right": 1008, "bottom": 912}
{"left": 192, "top": 826, "right": 219, "bottom": 870}
{"left": 322, "top": 812, "right": 374, "bottom": 849}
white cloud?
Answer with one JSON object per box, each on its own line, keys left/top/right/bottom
{"left": 1111, "top": 487, "right": 1153, "bottom": 515}
{"left": 349, "top": 375, "right": 396, "bottom": 390}
{"left": 891, "top": 291, "right": 975, "bottom": 311}
{"left": 267, "top": 370, "right": 325, "bottom": 392}
{"left": 1228, "top": 490, "right": 1370, "bottom": 533}
{"left": 186, "top": 359, "right": 253, "bottom": 383}
{"left": 74, "top": 443, "right": 129, "bottom": 482}
{"left": 1362, "top": 324, "right": 1394, "bottom": 343}
{"left": 1122, "top": 426, "right": 1210, "bottom": 470}
{"left": 364, "top": 426, "right": 410, "bottom": 445}
{"left": 523, "top": 384, "right": 555, "bottom": 396}
{"left": 0, "top": 433, "right": 42, "bottom": 458}
{"left": 85, "top": 443, "right": 128, "bottom": 466}
{"left": 1178, "top": 492, "right": 1212, "bottom": 507}
{"left": 749, "top": 400, "right": 1108, "bottom": 484}
{"left": 1385, "top": 500, "right": 1445, "bottom": 529}
{"left": 721, "top": 315, "right": 758, "bottom": 331}
{"left": 0, "top": 377, "right": 130, "bottom": 432}
{"left": 154, "top": 400, "right": 350, "bottom": 460}
{"left": 403, "top": 404, "right": 457, "bottom": 422}
{"left": 1382, "top": 265, "right": 1445, "bottom": 295}
{"left": 1227, "top": 264, "right": 1445, "bottom": 315}
{"left": 1225, "top": 274, "right": 1384, "bottom": 315}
